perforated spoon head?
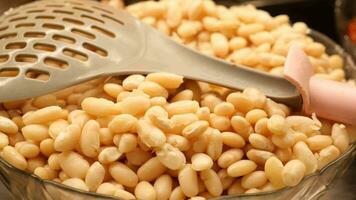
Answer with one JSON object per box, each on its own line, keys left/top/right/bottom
{"left": 0, "top": 0, "right": 148, "bottom": 102}
{"left": 0, "top": 0, "right": 301, "bottom": 107}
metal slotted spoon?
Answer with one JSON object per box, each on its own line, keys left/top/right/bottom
{"left": 0, "top": 0, "right": 302, "bottom": 107}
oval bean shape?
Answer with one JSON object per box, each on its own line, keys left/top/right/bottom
{"left": 108, "top": 114, "right": 137, "bottom": 134}
{"left": 135, "top": 181, "right": 157, "bottom": 200}
{"left": 227, "top": 160, "right": 257, "bottom": 177}
{"left": 218, "top": 149, "right": 244, "bottom": 168}
{"left": 293, "top": 141, "right": 317, "bottom": 175}
{"left": 62, "top": 178, "right": 89, "bottom": 191}
{"left": 282, "top": 160, "right": 306, "bottom": 186}
{"left": 200, "top": 169, "right": 223, "bottom": 196}
{"left": 2, "top": 146, "right": 27, "bottom": 170}
{"left": 178, "top": 164, "right": 199, "bottom": 197}
{"left": 81, "top": 97, "right": 119, "bottom": 117}
{"left": 156, "top": 143, "right": 186, "bottom": 170}
{"left": 54, "top": 124, "right": 81, "bottom": 152}
{"left": 154, "top": 174, "right": 172, "bottom": 200}
{"left": 191, "top": 153, "right": 213, "bottom": 171}
{"left": 0, "top": 116, "right": 18, "bottom": 135}
{"left": 241, "top": 171, "right": 267, "bottom": 189}
{"left": 85, "top": 161, "right": 105, "bottom": 192}
{"left": 81, "top": 120, "right": 100, "bottom": 157}
{"left": 109, "top": 162, "right": 138, "bottom": 187}
{"left": 98, "top": 147, "right": 122, "bottom": 164}
{"left": 265, "top": 157, "right": 285, "bottom": 188}
{"left": 59, "top": 151, "right": 89, "bottom": 179}
{"left": 137, "top": 119, "right": 166, "bottom": 148}
{"left": 23, "top": 106, "right": 64, "bottom": 125}
{"left": 22, "top": 124, "right": 49, "bottom": 142}
{"left": 137, "top": 157, "right": 167, "bottom": 182}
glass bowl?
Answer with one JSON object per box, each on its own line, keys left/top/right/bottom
{"left": 0, "top": 143, "right": 355, "bottom": 200}
{"left": 1, "top": 1, "right": 356, "bottom": 200}
{"left": 0, "top": 30, "right": 356, "bottom": 200}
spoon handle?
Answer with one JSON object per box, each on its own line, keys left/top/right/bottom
{"left": 131, "top": 24, "right": 301, "bottom": 108}
{"left": 308, "top": 77, "right": 356, "bottom": 125}
{"left": 285, "top": 45, "right": 356, "bottom": 125}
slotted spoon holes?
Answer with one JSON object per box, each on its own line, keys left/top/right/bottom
{"left": 24, "top": 32, "right": 45, "bottom": 38}
{"left": 101, "top": 14, "right": 124, "bottom": 26}
{"left": 82, "top": 42, "right": 108, "bottom": 57}
{"left": 0, "top": 26, "right": 9, "bottom": 32}
{"left": 5, "top": 42, "right": 27, "bottom": 50}
{"left": 0, "top": 55, "right": 9, "bottom": 63}
{"left": 62, "top": 17, "right": 84, "bottom": 26}
{"left": 26, "top": 9, "right": 46, "bottom": 14}
{"left": 81, "top": 14, "right": 105, "bottom": 24}
{"left": 0, "top": 68, "right": 20, "bottom": 78}
{"left": 8, "top": 16, "right": 28, "bottom": 23}
{"left": 53, "top": 10, "right": 74, "bottom": 15}
{"left": 25, "top": 69, "right": 50, "bottom": 82}
{"left": 2, "top": 0, "right": 126, "bottom": 78}
{"left": 0, "top": 33, "right": 17, "bottom": 40}
{"left": 91, "top": 25, "right": 115, "bottom": 38}
{"left": 15, "top": 54, "right": 38, "bottom": 64}
{"left": 33, "top": 43, "right": 56, "bottom": 52}
{"left": 15, "top": 23, "right": 36, "bottom": 29}
{"left": 42, "top": 23, "right": 65, "bottom": 30}
{"left": 35, "top": 16, "right": 56, "bottom": 20}
{"left": 45, "top": 4, "right": 65, "bottom": 8}
{"left": 44, "top": 57, "right": 69, "bottom": 69}
{"left": 62, "top": 48, "right": 88, "bottom": 62}
{"left": 71, "top": 28, "right": 95, "bottom": 40}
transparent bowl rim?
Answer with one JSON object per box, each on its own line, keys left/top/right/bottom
{"left": 1, "top": 143, "right": 355, "bottom": 199}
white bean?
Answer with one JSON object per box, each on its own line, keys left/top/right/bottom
{"left": 59, "top": 151, "right": 89, "bottom": 179}
{"left": 200, "top": 169, "right": 223, "bottom": 196}
{"left": 0, "top": 116, "right": 18, "bottom": 135}
{"left": 2, "top": 146, "right": 27, "bottom": 170}
{"left": 156, "top": 143, "right": 186, "bottom": 170}
{"left": 178, "top": 164, "right": 199, "bottom": 197}
{"left": 80, "top": 120, "right": 100, "bottom": 157}
{"left": 85, "top": 161, "right": 105, "bottom": 192}
{"left": 109, "top": 162, "right": 138, "bottom": 187}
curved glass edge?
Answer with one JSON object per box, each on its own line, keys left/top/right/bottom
{"left": 0, "top": 143, "right": 355, "bottom": 200}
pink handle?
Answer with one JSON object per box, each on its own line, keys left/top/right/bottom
{"left": 284, "top": 45, "right": 356, "bottom": 125}
{"left": 309, "top": 77, "right": 356, "bottom": 124}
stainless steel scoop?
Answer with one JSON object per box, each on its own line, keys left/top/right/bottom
{"left": 0, "top": 0, "right": 301, "bottom": 107}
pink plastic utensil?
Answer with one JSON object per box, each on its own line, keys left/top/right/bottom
{"left": 284, "top": 45, "right": 356, "bottom": 125}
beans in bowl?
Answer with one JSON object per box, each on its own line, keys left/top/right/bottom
{"left": 0, "top": 72, "right": 355, "bottom": 199}
{"left": 102, "top": 0, "right": 355, "bottom": 86}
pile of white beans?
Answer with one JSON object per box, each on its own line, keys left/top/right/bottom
{"left": 100, "top": 0, "right": 354, "bottom": 84}
{"left": 0, "top": 72, "right": 355, "bottom": 200}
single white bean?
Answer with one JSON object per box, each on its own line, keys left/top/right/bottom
{"left": 0, "top": 116, "right": 18, "bottom": 135}
{"left": 178, "top": 164, "right": 199, "bottom": 197}
{"left": 85, "top": 161, "right": 105, "bottom": 192}
{"left": 156, "top": 143, "right": 186, "bottom": 170}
